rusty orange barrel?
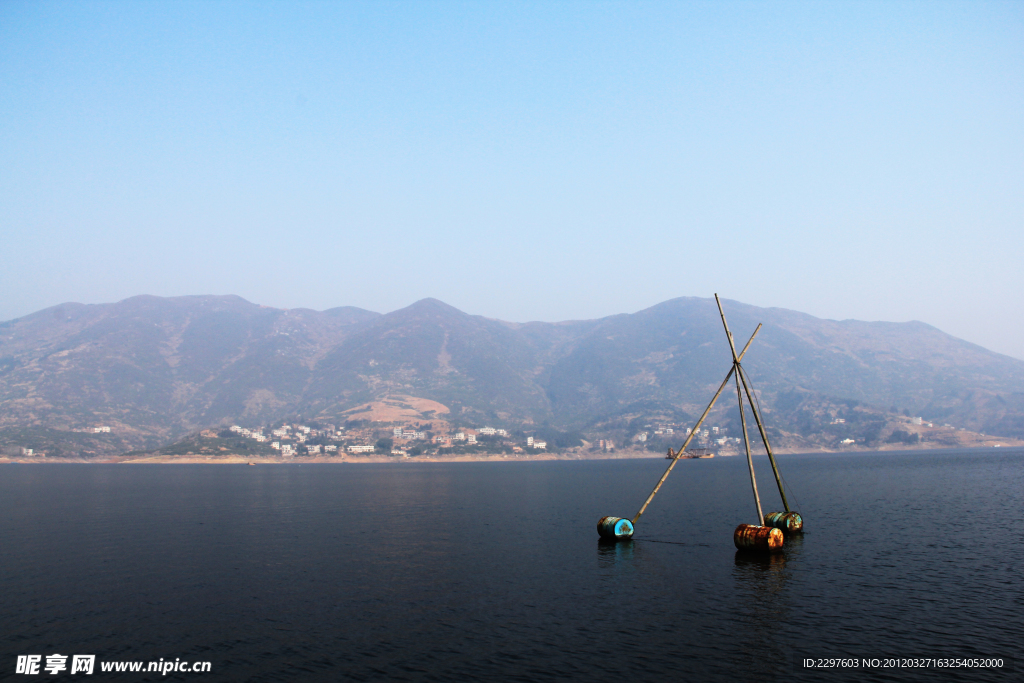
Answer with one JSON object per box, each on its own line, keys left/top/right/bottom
{"left": 733, "top": 524, "right": 783, "bottom": 552}
{"left": 764, "top": 511, "right": 803, "bottom": 534}
{"left": 597, "top": 516, "right": 634, "bottom": 541}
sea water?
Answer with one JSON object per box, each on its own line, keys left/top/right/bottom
{"left": 1, "top": 450, "right": 1021, "bottom": 681}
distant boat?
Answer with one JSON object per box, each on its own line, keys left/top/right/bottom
{"left": 666, "top": 448, "right": 715, "bottom": 459}
{"left": 248, "top": 462, "right": 255, "bottom": 466}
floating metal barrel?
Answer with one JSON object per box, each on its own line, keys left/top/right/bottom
{"left": 733, "top": 524, "right": 783, "bottom": 552}
{"left": 764, "top": 511, "right": 803, "bottom": 534}
{"left": 597, "top": 516, "right": 634, "bottom": 541}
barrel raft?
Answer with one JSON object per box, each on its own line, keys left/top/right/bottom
{"left": 733, "top": 524, "right": 783, "bottom": 552}
{"left": 763, "top": 511, "right": 803, "bottom": 534}
{"left": 597, "top": 516, "right": 634, "bottom": 541}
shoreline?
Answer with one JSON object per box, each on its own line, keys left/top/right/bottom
{"left": 2, "top": 441, "right": 1021, "bottom": 464}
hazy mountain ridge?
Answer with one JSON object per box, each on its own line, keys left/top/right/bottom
{"left": 1, "top": 294, "right": 1022, "bottom": 456}
{"left": 303, "top": 298, "right": 555, "bottom": 423}
{"left": 0, "top": 295, "right": 379, "bottom": 449}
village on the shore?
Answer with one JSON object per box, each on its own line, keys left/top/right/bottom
{"left": 8, "top": 407, "right": 1002, "bottom": 461}
{"left": 224, "top": 422, "right": 544, "bottom": 457}
{"left": 218, "top": 420, "right": 754, "bottom": 458}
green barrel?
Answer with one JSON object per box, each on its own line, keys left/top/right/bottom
{"left": 764, "top": 511, "right": 803, "bottom": 534}
{"left": 597, "top": 516, "right": 634, "bottom": 541}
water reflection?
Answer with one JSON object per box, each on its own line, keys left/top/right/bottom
{"left": 730, "top": 534, "right": 804, "bottom": 677}
{"left": 733, "top": 534, "right": 803, "bottom": 590}
{"left": 596, "top": 538, "right": 636, "bottom": 567}
{"left": 781, "top": 529, "right": 804, "bottom": 554}
{"left": 734, "top": 549, "right": 787, "bottom": 570}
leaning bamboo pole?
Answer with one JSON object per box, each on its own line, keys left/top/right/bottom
{"left": 715, "top": 294, "right": 764, "bottom": 526}
{"left": 631, "top": 323, "right": 762, "bottom": 524}
{"left": 737, "top": 364, "right": 790, "bottom": 512}
{"left": 734, "top": 370, "right": 764, "bottom": 525}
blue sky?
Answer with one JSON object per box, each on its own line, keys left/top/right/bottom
{"left": 2, "top": 1, "right": 1022, "bottom": 358}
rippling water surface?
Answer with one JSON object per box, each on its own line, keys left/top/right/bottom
{"left": 2, "top": 450, "right": 1021, "bottom": 682}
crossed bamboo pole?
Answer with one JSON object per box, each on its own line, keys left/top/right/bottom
{"left": 632, "top": 294, "right": 790, "bottom": 526}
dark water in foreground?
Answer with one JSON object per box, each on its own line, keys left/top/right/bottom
{"left": 2, "top": 450, "right": 1022, "bottom": 682}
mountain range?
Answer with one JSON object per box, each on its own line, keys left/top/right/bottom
{"left": 1, "top": 294, "right": 1022, "bottom": 456}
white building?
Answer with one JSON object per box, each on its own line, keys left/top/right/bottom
{"left": 634, "top": 432, "right": 648, "bottom": 442}
{"left": 479, "top": 427, "right": 497, "bottom": 436}
{"left": 467, "top": 434, "right": 477, "bottom": 444}
{"left": 93, "top": 426, "right": 111, "bottom": 433}
{"left": 271, "top": 442, "right": 281, "bottom": 450}
{"left": 348, "top": 444, "right": 375, "bottom": 453}
{"left": 307, "top": 445, "right": 321, "bottom": 454}
{"left": 324, "top": 444, "right": 337, "bottom": 452}
{"left": 533, "top": 441, "right": 547, "bottom": 449}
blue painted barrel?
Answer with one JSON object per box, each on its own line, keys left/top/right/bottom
{"left": 597, "top": 516, "right": 634, "bottom": 541}
{"left": 764, "top": 511, "right": 803, "bottom": 534}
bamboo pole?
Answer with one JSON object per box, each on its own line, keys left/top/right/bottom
{"left": 714, "top": 294, "right": 740, "bottom": 363}
{"left": 735, "top": 369, "right": 764, "bottom": 525}
{"left": 631, "top": 323, "right": 762, "bottom": 524}
{"left": 715, "top": 294, "right": 764, "bottom": 526}
{"left": 737, "top": 365, "right": 790, "bottom": 512}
